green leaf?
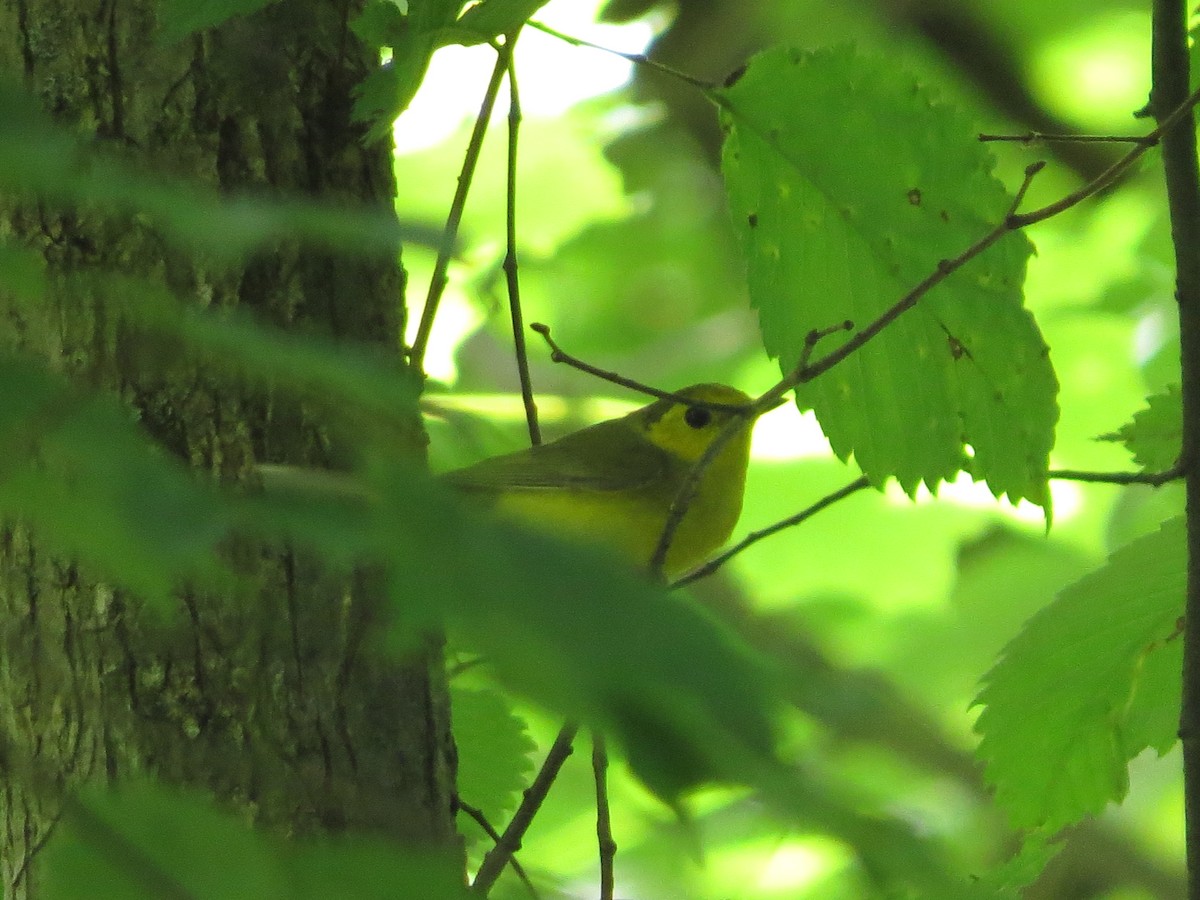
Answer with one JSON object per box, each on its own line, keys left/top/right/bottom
{"left": 351, "top": 0, "right": 408, "bottom": 47}
{"left": 1107, "top": 385, "right": 1182, "bottom": 471}
{"left": 719, "top": 46, "right": 1056, "bottom": 506}
{"left": 354, "top": 65, "right": 414, "bottom": 143}
{"left": 1124, "top": 614, "right": 1183, "bottom": 756}
{"left": 156, "top": 0, "right": 281, "bottom": 44}
{"left": 43, "top": 780, "right": 469, "bottom": 899}
{"left": 444, "top": 0, "right": 550, "bottom": 45}
{"left": 966, "top": 831, "right": 1064, "bottom": 899}
{"left": 451, "top": 686, "right": 536, "bottom": 841}
{"left": 974, "top": 516, "right": 1185, "bottom": 830}
{"left": 351, "top": 0, "right": 467, "bottom": 139}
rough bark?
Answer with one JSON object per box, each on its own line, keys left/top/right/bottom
{"left": 0, "top": 1, "right": 457, "bottom": 895}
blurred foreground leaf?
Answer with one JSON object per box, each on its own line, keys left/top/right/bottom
{"left": 0, "top": 81, "right": 417, "bottom": 260}
{"left": 0, "top": 261, "right": 782, "bottom": 806}
{"left": 89, "top": 273, "right": 421, "bottom": 428}
{"left": 0, "top": 356, "right": 228, "bottom": 607}
{"left": 366, "top": 459, "right": 779, "bottom": 800}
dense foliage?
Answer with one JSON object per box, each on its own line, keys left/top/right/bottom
{"left": 1, "top": 0, "right": 1192, "bottom": 897}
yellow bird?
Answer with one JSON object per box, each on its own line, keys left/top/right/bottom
{"left": 444, "top": 384, "right": 760, "bottom": 576}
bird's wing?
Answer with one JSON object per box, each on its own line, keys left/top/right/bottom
{"left": 443, "top": 420, "right": 671, "bottom": 494}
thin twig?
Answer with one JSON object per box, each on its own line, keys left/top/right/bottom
{"left": 409, "top": 38, "right": 512, "bottom": 374}
{"left": 675, "top": 462, "right": 1186, "bottom": 586}
{"left": 675, "top": 476, "right": 873, "bottom": 586}
{"left": 499, "top": 30, "right": 540, "bottom": 446}
{"left": 526, "top": 20, "right": 714, "bottom": 90}
{"left": 592, "top": 732, "right": 616, "bottom": 900}
{"left": 979, "top": 132, "right": 1157, "bottom": 145}
{"left": 458, "top": 801, "right": 540, "bottom": 899}
{"left": 798, "top": 320, "right": 855, "bottom": 371}
{"left": 528, "top": 323, "right": 750, "bottom": 411}
{"left": 1011, "top": 79, "right": 1200, "bottom": 229}
{"left": 789, "top": 161, "right": 1044, "bottom": 389}
{"left": 472, "top": 723, "right": 580, "bottom": 895}
{"left": 1049, "top": 465, "right": 1184, "bottom": 486}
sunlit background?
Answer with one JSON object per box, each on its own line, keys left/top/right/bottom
{"left": 398, "top": 1, "right": 1185, "bottom": 896}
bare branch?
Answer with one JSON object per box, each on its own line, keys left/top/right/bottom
{"left": 979, "top": 132, "right": 1156, "bottom": 145}
{"left": 500, "top": 31, "right": 541, "bottom": 447}
{"left": 675, "top": 476, "right": 872, "bottom": 586}
{"left": 472, "top": 724, "right": 579, "bottom": 895}
{"left": 458, "top": 801, "right": 540, "bottom": 898}
{"left": 786, "top": 161, "right": 1043, "bottom": 390}
{"left": 528, "top": 323, "right": 752, "bottom": 412}
{"left": 592, "top": 733, "right": 616, "bottom": 900}
{"left": 526, "top": 20, "right": 714, "bottom": 90}
{"left": 1049, "top": 465, "right": 1183, "bottom": 486}
{"left": 410, "top": 38, "right": 513, "bottom": 374}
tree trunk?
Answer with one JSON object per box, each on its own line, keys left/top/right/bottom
{"left": 0, "top": 1, "right": 457, "bottom": 895}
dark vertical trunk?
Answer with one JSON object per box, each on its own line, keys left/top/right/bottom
{"left": 0, "top": 1, "right": 458, "bottom": 895}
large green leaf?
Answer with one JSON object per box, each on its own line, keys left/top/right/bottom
{"left": 719, "top": 46, "right": 1056, "bottom": 506}
{"left": 974, "top": 516, "right": 1184, "bottom": 829}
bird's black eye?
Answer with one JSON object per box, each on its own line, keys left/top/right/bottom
{"left": 684, "top": 406, "right": 712, "bottom": 429}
